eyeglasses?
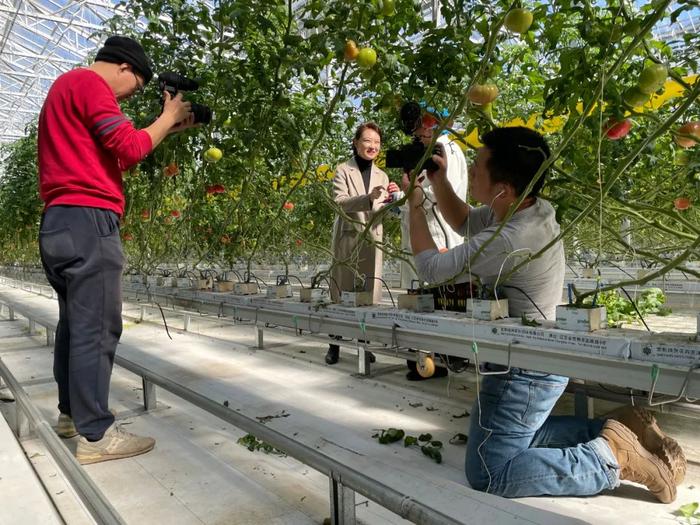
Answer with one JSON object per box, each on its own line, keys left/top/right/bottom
{"left": 131, "top": 70, "right": 144, "bottom": 94}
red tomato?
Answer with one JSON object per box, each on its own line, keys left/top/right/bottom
{"left": 207, "top": 184, "right": 226, "bottom": 195}
{"left": 163, "top": 163, "right": 179, "bottom": 177}
{"left": 122, "top": 232, "right": 134, "bottom": 241}
{"left": 674, "top": 197, "right": 691, "bottom": 211}
{"left": 674, "top": 121, "right": 700, "bottom": 148}
{"left": 170, "top": 210, "right": 181, "bottom": 218}
{"left": 604, "top": 118, "right": 632, "bottom": 140}
{"left": 283, "top": 201, "right": 295, "bottom": 211}
{"left": 140, "top": 209, "right": 150, "bottom": 220}
{"left": 295, "top": 238, "right": 303, "bottom": 247}
{"left": 344, "top": 40, "right": 359, "bottom": 62}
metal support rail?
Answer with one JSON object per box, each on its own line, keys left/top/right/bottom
{"left": 119, "top": 287, "right": 700, "bottom": 400}
{"left": 0, "top": 357, "right": 125, "bottom": 525}
{"left": 2, "top": 275, "right": 698, "bottom": 401}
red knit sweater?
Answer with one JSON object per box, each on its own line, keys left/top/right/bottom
{"left": 38, "top": 68, "right": 153, "bottom": 216}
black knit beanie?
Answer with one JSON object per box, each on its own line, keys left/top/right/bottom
{"left": 95, "top": 36, "right": 153, "bottom": 85}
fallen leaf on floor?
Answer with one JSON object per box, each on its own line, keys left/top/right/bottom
{"left": 256, "top": 410, "right": 290, "bottom": 424}
{"left": 449, "top": 433, "right": 468, "bottom": 445}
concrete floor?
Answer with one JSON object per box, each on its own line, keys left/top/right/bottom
{"left": 0, "top": 289, "right": 698, "bottom": 525}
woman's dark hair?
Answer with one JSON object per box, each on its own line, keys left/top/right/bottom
{"left": 354, "top": 121, "right": 382, "bottom": 141}
{"left": 352, "top": 122, "right": 382, "bottom": 155}
{"left": 480, "top": 126, "right": 551, "bottom": 197}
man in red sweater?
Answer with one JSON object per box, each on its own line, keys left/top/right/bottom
{"left": 38, "top": 36, "right": 194, "bottom": 464}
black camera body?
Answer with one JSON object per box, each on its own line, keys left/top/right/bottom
{"left": 385, "top": 100, "right": 440, "bottom": 173}
{"left": 158, "top": 72, "right": 212, "bottom": 124}
{"left": 385, "top": 138, "right": 440, "bottom": 173}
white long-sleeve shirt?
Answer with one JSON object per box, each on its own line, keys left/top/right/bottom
{"left": 400, "top": 134, "right": 468, "bottom": 288}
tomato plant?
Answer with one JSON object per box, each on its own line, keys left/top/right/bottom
{"left": 0, "top": 0, "right": 697, "bottom": 291}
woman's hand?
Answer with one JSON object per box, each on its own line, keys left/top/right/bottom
{"left": 387, "top": 181, "right": 400, "bottom": 194}
{"left": 369, "top": 185, "right": 386, "bottom": 203}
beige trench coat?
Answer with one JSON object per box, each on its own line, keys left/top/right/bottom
{"left": 330, "top": 157, "right": 389, "bottom": 304}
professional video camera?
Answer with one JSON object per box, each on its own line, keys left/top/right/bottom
{"left": 157, "top": 72, "right": 212, "bottom": 125}
{"left": 385, "top": 139, "right": 441, "bottom": 173}
{"left": 385, "top": 101, "right": 440, "bottom": 173}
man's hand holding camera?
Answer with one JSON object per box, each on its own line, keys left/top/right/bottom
{"left": 402, "top": 143, "right": 446, "bottom": 206}
{"left": 161, "top": 91, "right": 195, "bottom": 133}
{"left": 427, "top": 142, "right": 447, "bottom": 179}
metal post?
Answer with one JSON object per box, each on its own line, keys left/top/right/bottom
{"left": 256, "top": 326, "right": 264, "bottom": 349}
{"left": 329, "top": 475, "right": 356, "bottom": 524}
{"left": 574, "top": 387, "right": 594, "bottom": 418}
{"left": 8, "top": 306, "right": 14, "bottom": 320}
{"left": 357, "top": 343, "right": 371, "bottom": 376}
{"left": 183, "top": 314, "right": 190, "bottom": 332}
{"left": 432, "top": 0, "right": 440, "bottom": 23}
{"left": 28, "top": 319, "right": 36, "bottom": 335}
{"left": 13, "top": 405, "right": 32, "bottom": 439}
{"left": 142, "top": 377, "right": 157, "bottom": 411}
{"left": 47, "top": 328, "right": 55, "bottom": 347}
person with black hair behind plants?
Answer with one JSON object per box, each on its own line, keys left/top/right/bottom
{"left": 325, "top": 122, "right": 399, "bottom": 365}
{"left": 405, "top": 125, "right": 684, "bottom": 503}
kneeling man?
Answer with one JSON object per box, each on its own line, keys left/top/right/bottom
{"left": 405, "top": 126, "right": 684, "bottom": 502}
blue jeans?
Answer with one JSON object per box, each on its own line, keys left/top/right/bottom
{"left": 465, "top": 368, "right": 620, "bottom": 498}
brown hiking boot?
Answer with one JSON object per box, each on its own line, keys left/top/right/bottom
{"left": 76, "top": 423, "right": 155, "bottom": 465}
{"left": 607, "top": 406, "right": 686, "bottom": 486}
{"left": 600, "top": 419, "right": 676, "bottom": 503}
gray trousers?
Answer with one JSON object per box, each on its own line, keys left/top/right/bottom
{"left": 39, "top": 205, "right": 122, "bottom": 441}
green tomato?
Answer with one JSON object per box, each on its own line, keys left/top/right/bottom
{"left": 356, "top": 47, "right": 377, "bottom": 69}
{"left": 623, "top": 19, "right": 642, "bottom": 36}
{"left": 622, "top": 87, "right": 649, "bottom": 108}
{"left": 382, "top": 0, "right": 395, "bottom": 16}
{"left": 203, "top": 147, "right": 223, "bottom": 163}
{"left": 504, "top": 8, "right": 533, "bottom": 34}
{"left": 674, "top": 151, "right": 689, "bottom": 166}
{"left": 638, "top": 63, "right": 667, "bottom": 95}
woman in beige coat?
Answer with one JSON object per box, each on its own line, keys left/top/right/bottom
{"left": 326, "top": 122, "right": 399, "bottom": 364}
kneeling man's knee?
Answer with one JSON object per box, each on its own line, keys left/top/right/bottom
{"left": 465, "top": 454, "right": 491, "bottom": 492}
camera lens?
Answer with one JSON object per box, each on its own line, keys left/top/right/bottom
{"left": 191, "top": 103, "right": 212, "bottom": 124}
